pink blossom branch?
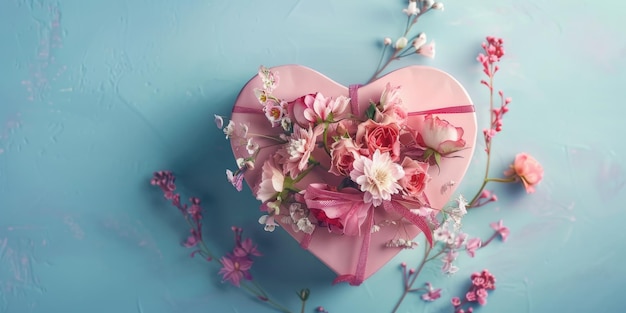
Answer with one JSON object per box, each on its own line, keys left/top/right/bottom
{"left": 151, "top": 171, "right": 301, "bottom": 313}
{"left": 468, "top": 37, "right": 510, "bottom": 208}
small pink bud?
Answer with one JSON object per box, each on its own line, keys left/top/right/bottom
{"left": 401, "top": 262, "right": 407, "bottom": 267}
{"left": 491, "top": 194, "right": 498, "bottom": 202}
{"left": 505, "top": 97, "right": 512, "bottom": 104}
{"left": 384, "top": 37, "right": 392, "bottom": 46}
{"left": 409, "top": 268, "right": 416, "bottom": 274}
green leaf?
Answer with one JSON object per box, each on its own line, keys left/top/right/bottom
{"left": 365, "top": 103, "right": 377, "bottom": 120}
{"left": 297, "top": 288, "right": 310, "bottom": 301}
{"left": 434, "top": 152, "right": 442, "bottom": 173}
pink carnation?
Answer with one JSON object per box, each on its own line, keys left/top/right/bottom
{"left": 276, "top": 125, "right": 323, "bottom": 178}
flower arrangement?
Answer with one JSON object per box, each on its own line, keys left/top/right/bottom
{"left": 148, "top": 1, "right": 545, "bottom": 312}
{"left": 216, "top": 65, "right": 477, "bottom": 285}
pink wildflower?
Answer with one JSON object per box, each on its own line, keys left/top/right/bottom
{"left": 421, "top": 282, "right": 442, "bottom": 302}
{"left": 490, "top": 220, "right": 509, "bottom": 241}
{"left": 465, "top": 238, "right": 482, "bottom": 257}
{"left": 218, "top": 256, "right": 253, "bottom": 287}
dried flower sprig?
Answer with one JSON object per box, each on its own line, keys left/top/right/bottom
{"left": 468, "top": 37, "right": 544, "bottom": 207}
{"left": 368, "top": 0, "right": 443, "bottom": 83}
{"left": 151, "top": 171, "right": 311, "bottom": 313}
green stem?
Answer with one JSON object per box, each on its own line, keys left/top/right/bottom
{"left": 183, "top": 217, "right": 215, "bottom": 260}
{"left": 468, "top": 64, "right": 495, "bottom": 208}
{"left": 390, "top": 242, "right": 432, "bottom": 313}
{"left": 300, "top": 300, "right": 306, "bottom": 313}
{"left": 322, "top": 123, "right": 331, "bottom": 155}
{"left": 485, "top": 177, "right": 516, "bottom": 183}
{"left": 242, "top": 282, "right": 293, "bottom": 313}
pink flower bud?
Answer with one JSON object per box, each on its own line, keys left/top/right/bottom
{"left": 432, "top": 2, "right": 444, "bottom": 10}
{"left": 384, "top": 37, "right": 392, "bottom": 45}
{"left": 413, "top": 32, "right": 427, "bottom": 50}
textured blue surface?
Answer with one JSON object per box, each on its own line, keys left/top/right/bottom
{"left": 2, "top": 0, "right": 625, "bottom": 312}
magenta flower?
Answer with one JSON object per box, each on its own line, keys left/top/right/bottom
{"left": 218, "top": 256, "right": 253, "bottom": 287}
{"left": 421, "top": 282, "right": 442, "bottom": 302}
{"left": 234, "top": 238, "right": 262, "bottom": 258}
{"left": 490, "top": 220, "right": 509, "bottom": 242}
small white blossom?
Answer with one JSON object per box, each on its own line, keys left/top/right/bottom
{"left": 296, "top": 218, "right": 315, "bottom": 234}
{"left": 371, "top": 224, "right": 381, "bottom": 233}
{"left": 214, "top": 114, "right": 224, "bottom": 129}
{"left": 223, "top": 120, "right": 235, "bottom": 139}
{"left": 258, "top": 215, "right": 279, "bottom": 232}
{"left": 413, "top": 33, "right": 427, "bottom": 51}
{"left": 246, "top": 138, "right": 259, "bottom": 155}
{"left": 281, "top": 117, "right": 292, "bottom": 132}
{"left": 395, "top": 37, "right": 408, "bottom": 50}
{"left": 403, "top": 1, "right": 420, "bottom": 16}
{"left": 432, "top": 2, "right": 444, "bottom": 10}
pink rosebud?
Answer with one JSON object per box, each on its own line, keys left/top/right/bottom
{"left": 417, "top": 41, "right": 436, "bottom": 58}
{"left": 416, "top": 114, "right": 466, "bottom": 156}
{"left": 451, "top": 297, "right": 461, "bottom": 307}
{"left": 504, "top": 153, "right": 544, "bottom": 193}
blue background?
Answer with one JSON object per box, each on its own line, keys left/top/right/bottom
{"left": 2, "top": 0, "right": 625, "bottom": 312}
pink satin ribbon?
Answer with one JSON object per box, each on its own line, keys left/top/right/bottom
{"left": 232, "top": 104, "right": 474, "bottom": 116}
{"left": 304, "top": 184, "right": 433, "bottom": 286}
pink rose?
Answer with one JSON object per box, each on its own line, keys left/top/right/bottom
{"left": 329, "top": 137, "right": 361, "bottom": 176}
{"left": 416, "top": 114, "right": 465, "bottom": 155}
{"left": 399, "top": 157, "right": 430, "bottom": 197}
{"left": 356, "top": 119, "right": 401, "bottom": 161}
{"left": 504, "top": 153, "right": 544, "bottom": 193}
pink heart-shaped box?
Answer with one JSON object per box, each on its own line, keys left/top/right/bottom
{"left": 229, "top": 65, "right": 476, "bottom": 282}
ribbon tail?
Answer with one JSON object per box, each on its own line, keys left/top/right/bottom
{"left": 300, "top": 230, "right": 314, "bottom": 249}
{"left": 384, "top": 201, "right": 433, "bottom": 247}
{"left": 349, "top": 84, "right": 361, "bottom": 118}
{"left": 332, "top": 208, "right": 374, "bottom": 286}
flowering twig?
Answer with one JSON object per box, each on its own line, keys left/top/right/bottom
{"left": 367, "top": 0, "right": 442, "bottom": 83}
{"left": 389, "top": 215, "right": 509, "bottom": 312}
{"left": 151, "top": 171, "right": 308, "bottom": 313}
{"left": 467, "top": 37, "right": 511, "bottom": 208}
